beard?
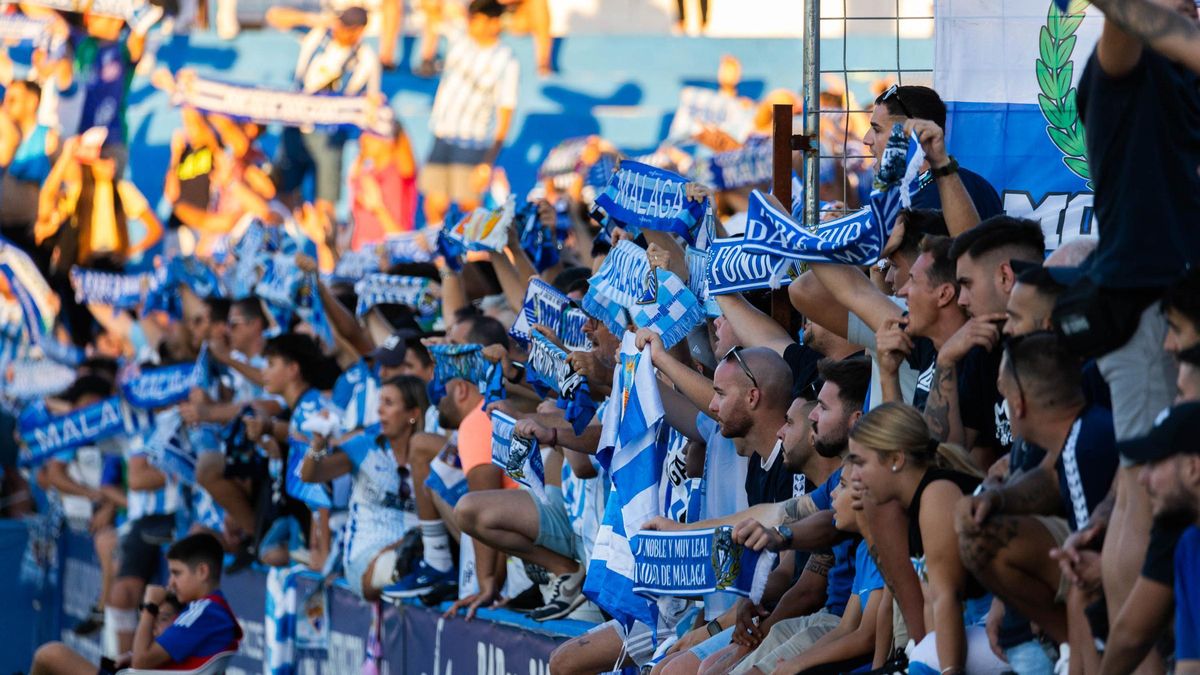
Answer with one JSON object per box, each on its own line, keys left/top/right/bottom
{"left": 813, "top": 430, "right": 849, "bottom": 459}
{"left": 719, "top": 411, "right": 753, "bottom": 439}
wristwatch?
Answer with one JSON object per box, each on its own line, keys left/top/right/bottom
{"left": 773, "top": 524, "right": 794, "bottom": 551}
{"left": 138, "top": 602, "right": 159, "bottom": 617}
{"left": 706, "top": 619, "right": 723, "bottom": 637}
{"left": 931, "top": 155, "right": 959, "bottom": 178}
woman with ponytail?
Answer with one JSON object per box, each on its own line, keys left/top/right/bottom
{"left": 845, "top": 402, "right": 1004, "bottom": 675}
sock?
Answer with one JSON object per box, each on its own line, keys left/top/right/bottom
{"left": 420, "top": 520, "right": 453, "bottom": 572}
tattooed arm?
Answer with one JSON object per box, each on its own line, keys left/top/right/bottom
{"left": 1089, "top": 0, "right": 1200, "bottom": 75}
{"left": 923, "top": 359, "right": 965, "bottom": 445}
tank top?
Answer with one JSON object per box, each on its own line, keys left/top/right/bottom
{"left": 906, "top": 466, "right": 987, "bottom": 599}
{"left": 175, "top": 142, "right": 214, "bottom": 213}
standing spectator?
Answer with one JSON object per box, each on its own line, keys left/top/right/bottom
{"left": 0, "top": 79, "right": 58, "bottom": 252}
{"left": 419, "top": 0, "right": 518, "bottom": 225}
{"left": 163, "top": 106, "right": 221, "bottom": 255}
{"left": 69, "top": 11, "right": 147, "bottom": 174}
{"left": 348, "top": 123, "right": 418, "bottom": 252}
{"left": 271, "top": 6, "right": 381, "bottom": 215}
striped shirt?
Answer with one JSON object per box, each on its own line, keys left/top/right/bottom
{"left": 127, "top": 427, "right": 184, "bottom": 521}
{"left": 429, "top": 26, "right": 519, "bottom": 147}
{"left": 294, "top": 29, "right": 381, "bottom": 96}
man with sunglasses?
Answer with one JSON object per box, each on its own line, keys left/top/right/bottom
{"left": 954, "top": 332, "right": 1118, "bottom": 655}
{"left": 867, "top": 84, "right": 1003, "bottom": 230}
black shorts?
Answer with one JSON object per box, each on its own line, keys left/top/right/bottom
{"left": 117, "top": 514, "right": 175, "bottom": 582}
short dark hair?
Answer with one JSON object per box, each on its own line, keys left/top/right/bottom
{"left": 948, "top": 215, "right": 1045, "bottom": 265}
{"left": 1003, "top": 332, "right": 1083, "bottom": 409}
{"left": 166, "top": 533, "right": 225, "bottom": 582}
{"left": 817, "top": 356, "right": 871, "bottom": 412}
{"left": 1163, "top": 267, "right": 1200, "bottom": 330}
{"left": 80, "top": 356, "right": 120, "bottom": 382}
{"left": 919, "top": 234, "right": 958, "bottom": 287}
{"left": 264, "top": 333, "right": 330, "bottom": 387}
{"left": 468, "top": 0, "right": 506, "bottom": 17}
{"left": 62, "top": 374, "right": 115, "bottom": 404}
{"left": 552, "top": 266, "right": 591, "bottom": 295}
{"left": 874, "top": 85, "right": 947, "bottom": 130}
{"left": 382, "top": 375, "right": 430, "bottom": 411}
{"left": 230, "top": 298, "right": 267, "bottom": 325}
{"left": 205, "top": 297, "right": 231, "bottom": 324}
{"left": 461, "top": 314, "right": 510, "bottom": 349}
{"left": 404, "top": 336, "right": 433, "bottom": 367}
{"left": 896, "top": 209, "right": 949, "bottom": 259}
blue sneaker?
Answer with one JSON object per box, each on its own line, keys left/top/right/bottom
{"left": 381, "top": 561, "right": 456, "bottom": 600}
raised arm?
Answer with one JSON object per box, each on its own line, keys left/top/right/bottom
{"left": 1089, "top": 0, "right": 1200, "bottom": 75}
{"left": 808, "top": 263, "right": 903, "bottom": 335}
{"left": 714, "top": 292, "right": 795, "bottom": 355}
{"left": 905, "top": 119, "right": 980, "bottom": 237}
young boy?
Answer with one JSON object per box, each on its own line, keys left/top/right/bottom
{"left": 30, "top": 533, "right": 241, "bottom": 674}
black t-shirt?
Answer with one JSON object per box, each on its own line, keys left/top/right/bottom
{"left": 907, "top": 337, "right": 939, "bottom": 411}
{"left": 957, "top": 345, "right": 1009, "bottom": 455}
{"left": 1081, "top": 359, "right": 1111, "bottom": 410}
{"left": 1077, "top": 48, "right": 1200, "bottom": 289}
{"left": 1055, "top": 405, "right": 1118, "bottom": 531}
{"left": 784, "top": 342, "right": 823, "bottom": 400}
{"left": 745, "top": 446, "right": 805, "bottom": 507}
{"left": 1142, "top": 518, "right": 1189, "bottom": 586}
{"left": 909, "top": 166, "right": 1004, "bottom": 221}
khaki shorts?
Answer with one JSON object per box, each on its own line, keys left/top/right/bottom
{"left": 1034, "top": 515, "right": 1072, "bottom": 602}
{"left": 729, "top": 610, "right": 841, "bottom": 675}
{"left": 418, "top": 162, "right": 478, "bottom": 206}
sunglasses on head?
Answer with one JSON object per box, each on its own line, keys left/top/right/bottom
{"left": 722, "top": 345, "right": 759, "bottom": 389}
{"left": 878, "top": 83, "right": 913, "bottom": 119}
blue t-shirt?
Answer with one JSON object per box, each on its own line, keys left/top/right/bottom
{"left": 852, "top": 539, "right": 885, "bottom": 608}
{"left": 73, "top": 34, "right": 133, "bottom": 142}
{"left": 155, "top": 591, "right": 239, "bottom": 667}
{"left": 811, "top": 468, "right": 842, "bottom": 512}
{"left": 824, "top": 535, "right": 858, "bottom": 617}
{"left": 909, "top": 166, "right": 1003, "bottom": 221}
{"left": 1175, "top": 526, "right": 1200, "bottom": 662}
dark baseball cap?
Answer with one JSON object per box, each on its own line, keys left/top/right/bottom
{"left": 338, "top": 6, "right": 369, "bottom": 28}
{"left": 371, "top": 330, "right": 418, "bottom": 367}
{"left": 1118, "top": 401, "right": 1200, "bottom": 464}
{"left": 1011, "top": 259, "right": 1085, "bottom": 291}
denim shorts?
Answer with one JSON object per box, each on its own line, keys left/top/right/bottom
{"left": 532, "top": 486, "right": 582, "bottom": 561}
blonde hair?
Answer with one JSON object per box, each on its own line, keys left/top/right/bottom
{"left": 850, "top": 402, "right": 983, "bottom": 479}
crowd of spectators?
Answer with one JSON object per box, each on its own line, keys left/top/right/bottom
{"left": 2, "top": 0, "right": 1199, "bottom": 674}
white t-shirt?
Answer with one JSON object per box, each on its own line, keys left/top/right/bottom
{"left": 429, "top": 25, "right": 519, "bottom": 146}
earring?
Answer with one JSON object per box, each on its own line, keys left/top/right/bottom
{"left": 891, "top": 465, "right": 899, "bottom": 473}
{"left": 408, "top": 418, "right": 417, "bottom": 425}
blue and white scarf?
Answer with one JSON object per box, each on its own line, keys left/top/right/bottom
{"left": 0, "top": 236, "right": 56, "bottom": 342}
{"left": 631, "top": 527, "right": 776, "bottom": 603}
{"left": 509, "top": 278, "right": 570, "bottom": 346}
{"left": 142, "top": 409, "right": 196, "bottom": 484}
{"left": 627, "top": 268, "right": 705, "bottom": 350}
{"left": 684, "top": 246, "right": 720, "bottom": 318}
{"left": 173, "top": 75, "right": 396, "bottom": 137}
{"left": 692, "top": 137, "right": 773, "bottom": 191}
{"left": 582, "top": 240, "right": 652, "bottom": 336}
{"left": 170, "top": 255, "right": 224, "bottom": 299}
{"left": 445, "top": 197, "right": 515, "bottom": 253}
{"left": 0, "top": 359, "right": 75, "bottom": 401}
{"left": 584, "top": 334, "right": 665, "bottom": 629}
{"left": 668, "top": 86, "right": 755, "bottom": 143}
{"left": 120, "top": 361, "right": 201, "bottom": 409}
{"left": 19, "top": 396, "right": 146, "bottom": 466}
{"left": 382, "top": 229, "right": 437, "bottom": 266}
{"left": 69, "top": 266, "right": 161, "bottom": 310}
{"left": 740, "top": 124, "right": 926, "bottom": 267}
{"left": 527, "top": 332, "right": 597, "bottom": 435}
{"left": 592, "top": 161, "right": 707, "bottom": 241}
{"left": 329, "top": 249, "right": 380, "bottom": 282}
{"left": 490, "top": 410, "right": 546, "bottom": 501}
{"left": 704, "top": 236, "right": 800, "bottom": 295}
{"left": 353, "top": 273, "right": 440, "bottom": 318}
{"left": 538, "top": 137, "right": 590, "bottom": 184}
{"left": 428, "top": 343, "right": 490, "bottom": 405}
{"left": 518, "top": 202, "right": 560, "bottom": 272}
{"left": 265, "top": 564, "right": 306, "bottom": 675}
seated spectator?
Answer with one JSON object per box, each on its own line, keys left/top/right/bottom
{"left": 955, "top": 332, "right": 1117, "bottom": 647}
{"left": 31, "top": 533, "right": 241, "bottom": 673}
{"left": 846, "top": 403, "right": 1003, "bottom": 674}
{"left": 300, "top": 375, "right": 428, "bottom": 600}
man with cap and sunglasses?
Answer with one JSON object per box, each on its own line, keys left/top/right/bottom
{"left": 1119, "top": 401, "right": 1200, "bottom": 672}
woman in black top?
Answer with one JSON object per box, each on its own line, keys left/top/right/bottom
{"left": 844, "top": 403, "right": 1003, "bottom": 675}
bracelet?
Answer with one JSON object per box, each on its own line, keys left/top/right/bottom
{"left": 941, "top": 667, "right": 965, "bottom": 675}
{"left": 931, "top": 155, "right": 959, "bottom": 178}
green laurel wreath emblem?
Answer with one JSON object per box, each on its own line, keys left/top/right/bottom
{"left": 1037, "top": 0, "right": 1091, "bottom": 183}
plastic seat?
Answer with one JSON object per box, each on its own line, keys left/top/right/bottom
{"left": 116, "top": 651, "right": 236, "bottom": 675}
